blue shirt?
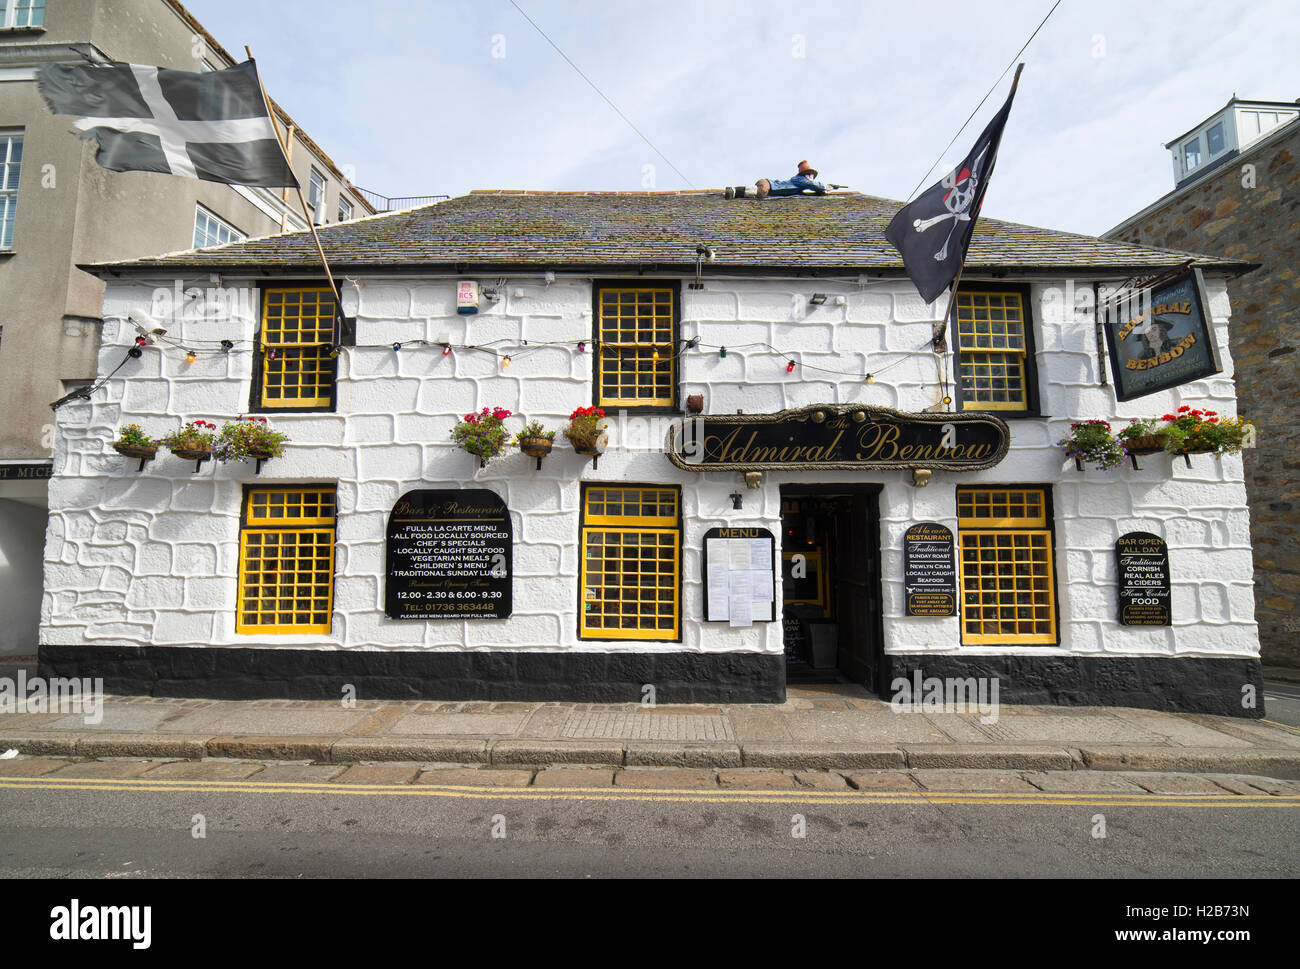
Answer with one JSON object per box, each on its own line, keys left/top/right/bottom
{"left": 766, "top": 174, "right": 826, "bottom": 196}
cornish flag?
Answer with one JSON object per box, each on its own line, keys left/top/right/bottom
{"left": 885, "top": 74, "right": 1019, "bottom": 304}
{"left": 35, "top": 59, "right": 298, "bottom": 187}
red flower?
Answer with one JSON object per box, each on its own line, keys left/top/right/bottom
{"left": 1178, "top": 405, "right": 1191, "bottom": 413}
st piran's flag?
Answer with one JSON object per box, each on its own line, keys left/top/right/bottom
{"left": 885, "top": 80, "right": 1019, "bottom": 304}
{"left": 35, "top": 59, "right": 298, "bottom": 188}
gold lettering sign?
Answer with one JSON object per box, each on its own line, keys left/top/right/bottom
{"left": 667, "top": 405, "right": 1009, "bottom": 472}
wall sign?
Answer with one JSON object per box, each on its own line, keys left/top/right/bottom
{"left": 903, "top": 522, "right": 957, "bottom": 617}
{"left": 0, "top": 462, "right": 53, "bottom": 480}
{"left": 703, "top": 527, "right": 776, "bottom": 626}
{"left": 1103, "top": 267, "right": 1222, "bottom": 401}
{"left": 666, "top": 405, "right": 1009, "bottom": 472}
{"left": 385, "top": 489, "right": 512, "bottom": 620}
{"left": 1115, "top": 531, "right": 1171, "bottom": 626}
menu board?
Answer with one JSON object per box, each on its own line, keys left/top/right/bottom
{"left": 903, "top": 522, "right": 957, "bottom": 617}
{"left": 385, "top": 489, "right": 512, "bottom": 620}
{"left": 703, "top": 527, "right": 776, "bottom": 626}
{"left": 1116, "top": 531, "right": 1171, "bottom": 626}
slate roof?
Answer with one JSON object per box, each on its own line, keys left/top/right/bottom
{"left": 87, "top": 190, "right": 1254, "bottom": 277}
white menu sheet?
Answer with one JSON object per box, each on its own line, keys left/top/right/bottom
{"left": 705, "top": 535, "right": 775, "bottom": 624}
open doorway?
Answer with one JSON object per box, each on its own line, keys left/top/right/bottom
{"left": 779, "top": 484, "right": 885, "bottom": 695}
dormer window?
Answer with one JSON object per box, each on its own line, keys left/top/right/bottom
{"left": 1206, "top": 122, "right": 1225, "bottom": 155}
{"left": 1182, "top": 137, "right": 1201, "bottom": 173}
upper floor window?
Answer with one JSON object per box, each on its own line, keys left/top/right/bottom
{"left": 338, "top": 195, "right": 353, "bottom": 222}
{"left": 2, "top": 0, "right": 44, "bottom": 28}
{"left": 1205, "top": 121, "right": 1225, "bottom": 156}
{"left": 953, "top": 288, "right": 1037, "bottom": 413}
{"left": 594, "top": 283, "right": 678, "bottom": 409}
{"left": 255, "top": 286, "right": 337, "bottom": 410}
{"left": 308, "top": 168, "right": 326, "bottom": 223}
{"left": 193, "top": 204, "right": 244, "bottom": 249}
{"left": 1182, "top": 137, "right": 1201, "bottom": 173}
{"left": 0, "top": 132, "right": 20, "bottom": 249}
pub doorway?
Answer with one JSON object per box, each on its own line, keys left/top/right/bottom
{"left": 779, "top": 484, "right": 885, "bottom": 695}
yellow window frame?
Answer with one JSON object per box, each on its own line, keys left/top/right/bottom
{"left": 955, "top": 289, "right": 1030, "bottom": 412}
{"left": 579, "top": 484, "right": 681, "bottom": 641}
{"left": 956, "top": 488, "right": 1056, "bottom": 645}
{"left": 258, "top": 286, "right": 337, "bottom": 409}
{"left": 236, "top": 486, "right": 336, "bottom": 635}
{"left": 595, "top": 286, "right": 676, "bottom": 408}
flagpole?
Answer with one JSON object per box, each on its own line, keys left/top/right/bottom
{"left": 244, "top": 47, "right": 345, "bottom": 342}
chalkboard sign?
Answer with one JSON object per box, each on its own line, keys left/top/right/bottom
{"left": 1116, "top": 531, "right": 1171, "bottom": 626}
{"left": 904, "top": 522, "right": 957, "bottom": 617}
{"left": 385, "top": 489, "right": 512, "bottom": 620}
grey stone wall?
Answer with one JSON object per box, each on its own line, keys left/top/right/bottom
{"left": 1110, "top": 123, "right": 1300, "bottom": 667}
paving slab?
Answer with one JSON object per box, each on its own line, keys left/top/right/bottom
{"left": 514, "top": 705, "right": 574, "bottom": 738}
{"left": 1023, "top": 771, "right": 1149, "bottom": 793}
{"left": 1216, "top": 776, "right": 1300, "bottom": 795}
{"left": 1122, "top": 773, "right": 1241, "bottom": 795}
{"left": 843, "top": 771, "right": 922, "bottom": 792}
{"left": 388, "top": 712, "right": 530, "bottom": 736}
{"left": 717, "top": 769, "right": 798, "bottom": 790}
{"left": 49, "top": 759, "right": 161, "bottom": 779}
{"left": 624, "top": 742, "right": 741, "bottom": 768}
{"left": 979, "top": 713, "right": 1166, "bottom": 745}
{"left": 1200, "top": 774, "right": 1276, "bottom": 795}
{"left": 912, "top": 770, "right": 1040, "bottom": 793}
{"left": 727, "top": 707, "right": 794, "bottom": 742}
{"left": 41, "top": 705, "right": 178, "bottom": 732}
{"left": 331, "top": 764, "right": 422, "bottom": 785}
{"left": 1077, "top": 745, "right": 1300, "bottom": 778}
{"left": 160, "top": 707, "right": 367, "bottom": 735}
{"left": 532, "top": 767, "right": 616, "bottom": 787}
{"left": 76, "top": 733, "right": 208, "bottom": 760}
{"left": 0, "top": 756, "right": 77, "bottom": 776}
{"left": 614, "top": 768, "right": 720, "bottom": 789}
{"left": 329, "top": 738, "right": 489, "bottom": 764}
{"left": 1184, "top": 716, "right": 1300, "bottom": 749}
{"left": 143, "top": 760, "right": 264, "bottom": 780}
{"left": 344, "top": 705, "right": 412, "bottom": 737}
{"left": 243, "top": 763, "right": 345, "bottom": 784}
{"left": 792, "top": 770, "right": 850, "bottom": 790}
{"left": 904, "top": 744, "right": 1074, "bottom": 771}
{"left": 742, "top": 743, "right": 904, "bottom": 769}
{"left": 560, "top": 710, "right": 735, "bottom": 742}
{"left": 417, "top": 768, "right": 535, "bottom": 787}
{"left": 489, "top": 740, "right": 625, "bottom": 766}
{"left": 1105, "top": 709, "right": 1259, "bottom": 747}
{"left": 922, "top": 714, "right": 996, "bottom": 744}
{"left": 781, "top": 710, "right": 950, "bottom": 744}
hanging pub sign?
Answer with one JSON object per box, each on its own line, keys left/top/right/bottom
{"left": 903, "top": 522, "right": 957, "bottom": 617}
{"left": 385, "top": 489, "right": 512, "bottom": 620}
{"left": 1115, "top": 531, "right": 1171, "bottom": 626}
{"left": 666, "top": 405, "right": 1009, "bottom": 472}
{"left": 1103, "top": 267, "right": 1222, "bottom": 401}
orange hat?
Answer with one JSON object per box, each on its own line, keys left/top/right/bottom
{"left": 797, "top": 159, "right": 818, "bottom": 177}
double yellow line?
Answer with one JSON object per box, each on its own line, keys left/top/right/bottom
{"left": 3, "top": 775, "right": 1298, "bottom": 808}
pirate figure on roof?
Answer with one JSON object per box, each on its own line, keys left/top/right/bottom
{"left": 725, "top": 160, "right": 847, "bottom": 199}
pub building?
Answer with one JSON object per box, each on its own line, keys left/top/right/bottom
{"left": 39, "top": 190, "right": 1263, "bottom": 716}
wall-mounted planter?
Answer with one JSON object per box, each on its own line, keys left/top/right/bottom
{"left": 111, "top": 442, "right": 157, "bottom": 472}
{"left": 571, "top": 434, "right": 608, "bottom": 470}
{"left": 169, "top": 447, "right": 212, "bottom": 473}
{"left": 518, "top": 437, "right": 554, "bottom": 471}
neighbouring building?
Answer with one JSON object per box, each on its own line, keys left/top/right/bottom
{"left": 39, "top": 189, "right": 1264, "bottom": 716}
{"left": 1104, "top": 97, "right": 1300, "bottom": 668}
{"left": 0, "top": 0, "right": 374, "bottom": 655}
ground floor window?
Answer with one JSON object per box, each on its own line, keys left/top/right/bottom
{"left": 236, "top": 485, "right": 336, "bottom": 634}
{"left": 956, "top": 487, "right": 1057, "bottom": 644}
{"left": 579, "top": 484, "right": 680, "bottom": 640}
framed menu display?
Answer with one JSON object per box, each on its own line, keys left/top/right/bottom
{"left": 703, "top": 527, "right": 776, "bottom": 627}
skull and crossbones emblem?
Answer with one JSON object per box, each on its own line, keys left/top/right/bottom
{"left": 911, "top": 146, "right": 990, "bottom": 260}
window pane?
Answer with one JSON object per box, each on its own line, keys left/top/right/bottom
{"left": 954, "top": 291, "right": 1028, "bottom": 410}
{"left": 260, "top": 288, "right": 337, "bottom": 407}
{"left": 596, "top": 287, "right": 675, "bottom": 406}
{"left": 0, "top": 134, "right": 22, "bottom": 249}
{"left": 1206, "top": 122, "right": 1225, "bottom": 155}
{"left": 1183, "top": 138, "right": 1201, "bottom": 171}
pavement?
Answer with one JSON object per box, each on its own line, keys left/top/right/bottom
{"left": 3, "top": 656, "right": 1300, "bottom": 776}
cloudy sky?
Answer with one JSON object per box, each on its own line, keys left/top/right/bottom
{"left": 185, "top": 0, "right": 1299, "bottom": 236}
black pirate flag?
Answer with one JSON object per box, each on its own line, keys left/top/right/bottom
{"left": 885, "top": 73, "right": 1020, "bottom": 304}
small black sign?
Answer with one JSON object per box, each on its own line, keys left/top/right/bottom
{"left": 1103, "top": 267, "right": 1222, "bottom": 401}
{"left": 1116, "top": 531, "right": 1171, "bottom": 626}
{"left": 904, "top": 522, "right": 957, "bottom": 617}
{"left": 385, "top": 489, "right": 512, "bottom": 620}
{"left": 0, "top": 462, "right": 53, "bottom": 481}
{"left": 666, "top": 405, "right": 1009, "bottom": 472}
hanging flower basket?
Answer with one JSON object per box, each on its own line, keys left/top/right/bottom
{"left": 1158, "top": 406, "right": 1252, "bottom": 458}
{"left": 159, "top": 420, "right": 216, "bottom": 461}
{"left": 110, "top": 424, "right": 158, "bottom": 460}
{"left": 213, "top": 416, "right": 290, "bottom": 464}
{"left": 564, "top": 406, "right": 608, "bottom": 457}
{"left": 514, "top": 419, "right": 556, "bottom": 460}
{"left": 451, "top": 406, "right": 513, "bottom": 467}
{"left": 1057, "top": 420, "right": 1125, "bottom": 471}
{"left": 571, "top": 434, "right": 608, "bottom": 457}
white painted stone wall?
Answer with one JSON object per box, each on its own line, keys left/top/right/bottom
{"left": 40, "top": 272, "right": 1259, "bottom": 661}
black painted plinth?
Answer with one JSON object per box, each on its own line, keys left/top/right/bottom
{"left": 882, "top": 653, "right": 1265, "bottom": 719}
{"left": 37, "top": 644, "right": 786, "bottom": 704}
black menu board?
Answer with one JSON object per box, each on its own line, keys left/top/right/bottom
{"left": 904, "top": 522, "right": 957, "bottom": 617}
{"left": 385, "top": 489, "right": 512, "bottom": 620}
{"left": 1116, "top": 531, "right": 1171, "bottom": 626}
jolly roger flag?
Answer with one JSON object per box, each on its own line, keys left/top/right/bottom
{"left": 885, "top": 74, "right": 1020, "bottom": 304}
{"left": 35, "top": 59, "right": 298, "bottom": 188}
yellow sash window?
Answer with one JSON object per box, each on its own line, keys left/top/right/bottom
{"left": 596, "top": 287, "right": 676, "bottom": 407}
{"left": 957, "top": 488, "right": 1056, "bottom": 644}
{"left": 236, "top": 486, "right": 336, "bottom": 634}
{"left": 955, "top": 290, "right": 1029, "bottom": 411}
{"left": 259, "top": 287, "right": 336, "bottom": 408}
{"left": 580, "top": 485, "right": 680, "bottom": 640}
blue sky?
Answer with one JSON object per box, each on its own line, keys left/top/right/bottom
{"left": 184, "top": 0, "right": 1300, "bottom": 236}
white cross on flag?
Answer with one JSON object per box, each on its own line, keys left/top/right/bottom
{"left": 36, "top": 59, "right": 298, "bottom": 188}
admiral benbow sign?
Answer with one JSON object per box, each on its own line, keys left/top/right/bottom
{"left": 666, "top": 405, "right": 1009, "bottom": 471}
